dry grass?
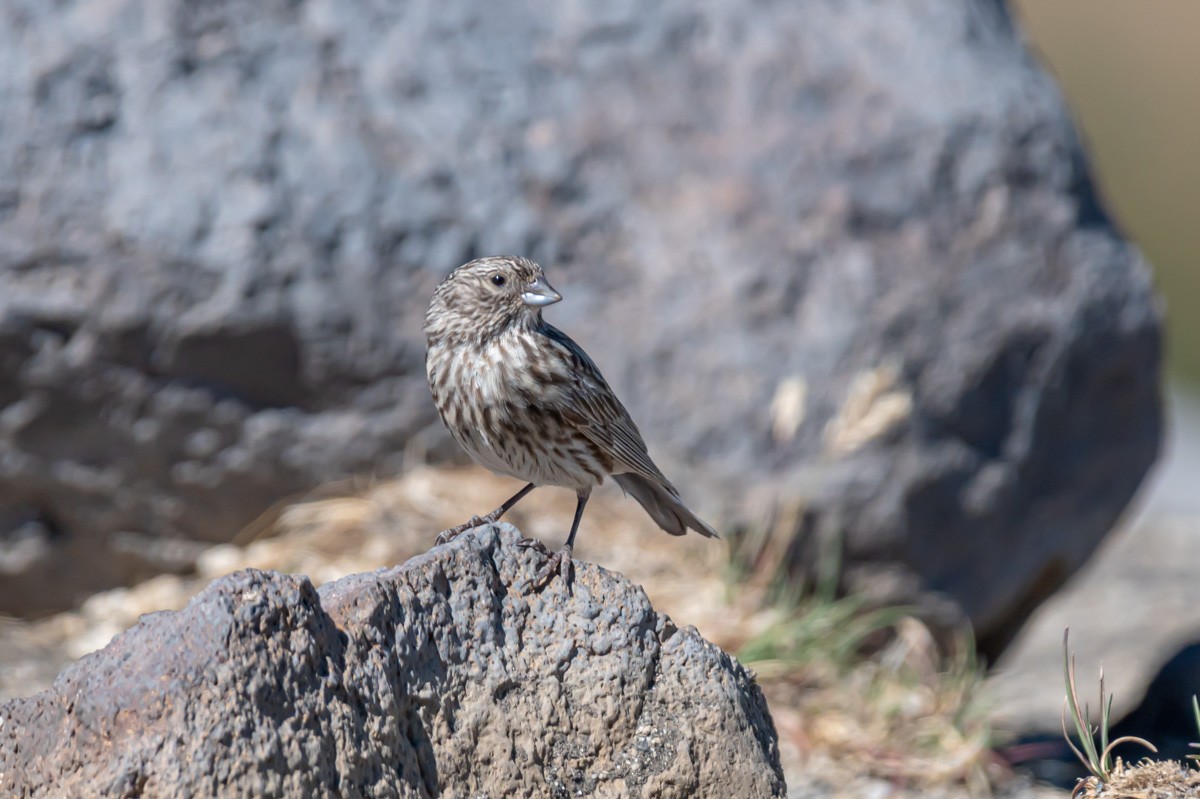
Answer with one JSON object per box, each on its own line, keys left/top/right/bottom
{"left": 0, "top": 466, "right": 1020, "bottom": 795}
{"left": 7, "top": 477, "right": 1196, "bottom": 797}
{"left": 1074, "top": 759, "right": 1200, "bottom": 799}
{"left": 755, "top": 616, "right": 996, "bottom": 794}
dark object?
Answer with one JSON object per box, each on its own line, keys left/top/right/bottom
{"left": 1108, "top": 643, "right": 1200, "bottom": 766}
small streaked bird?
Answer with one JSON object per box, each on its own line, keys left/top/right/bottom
{"left": 424, "top": 255, "right": 719, "bottom": 587}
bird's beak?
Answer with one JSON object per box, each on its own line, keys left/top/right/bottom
{"left": 522, "top": 276, "right": 562, "bottom": 307}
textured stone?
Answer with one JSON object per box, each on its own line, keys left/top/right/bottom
{"left": 0, "top": 525, "right": 784, "bottom": 798}
{"left": 0, "top": 0, "right": 1161, "bottom": 656}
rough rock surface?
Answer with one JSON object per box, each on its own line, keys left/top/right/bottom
{"left": 0, "top": 0, "right": 1161, "bottom": 655}
{"left": 0, "top": 525, "right": 784, "bottom": 798}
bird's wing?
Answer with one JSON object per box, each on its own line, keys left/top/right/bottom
{"left": 539, "top": 324, "right": 677, "bottom": 490}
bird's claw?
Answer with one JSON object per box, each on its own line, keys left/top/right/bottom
{"left": 515, "top": 536, "right": 548, "bottom": 554}
{"left": 435, "top": 514, "right": 490, "bottom": 545}
{"left": 526, "top": 545, "right": 574, "bottom": 593}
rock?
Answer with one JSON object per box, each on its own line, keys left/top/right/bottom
{"left": 0, "top": 525, "right": 785, "bottom": 798}
{"left": 0, "top": 0, "right": 1161, "bottom": 656}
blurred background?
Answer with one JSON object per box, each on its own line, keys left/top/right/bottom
{"left": 0, "top": 0, "right": 1196, "bottom": 795}
{"left": 1018, "top": 1, "right": 1200, "bottom": 386}
{"left": 995, "top": 1, "right": 1200, "bottom": 784}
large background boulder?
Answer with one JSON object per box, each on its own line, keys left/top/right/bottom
{"left": 0, "top": 525, "right": 785, "bottom": 798}
{"left": 0, "top": 0, "right": 1161, "bottom": 655}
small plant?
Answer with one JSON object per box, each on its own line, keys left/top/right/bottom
{"left": 1061, "top": 628, "right": 1156, "bottom": 792}
{"left": 734, "top": 514, "right": 908, "bottom": 675}
{"left": 1189, "top": 694, "right": 1200, "bottom": 765}
{"left": 736, "top": 591, "right": 910, "bottom": 677}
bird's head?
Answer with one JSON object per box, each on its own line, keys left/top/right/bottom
{"left": 425, "top": 255, "right": 562, "bottom": 343}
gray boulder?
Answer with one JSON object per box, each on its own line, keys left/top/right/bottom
{"left": 0, "top": 525, "right": 785, "bottom": 798}
{"left": 0, "top": 0, "right": 1161, "bottom": 656}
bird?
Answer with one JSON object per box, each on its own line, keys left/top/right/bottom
{"left": 424, "top": 255, "right": 719, "bottom": 587}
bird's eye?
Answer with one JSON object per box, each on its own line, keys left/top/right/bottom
{"left": 491, "top": 274, "right": 507, "bottom": 286}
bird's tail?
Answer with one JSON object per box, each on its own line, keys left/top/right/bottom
{"left": 613, "top": 473, "right": 720, "bottom": 539}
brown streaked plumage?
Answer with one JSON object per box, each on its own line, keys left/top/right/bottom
{"left": 424, "top": 255, "right": 718, "bottom": 586}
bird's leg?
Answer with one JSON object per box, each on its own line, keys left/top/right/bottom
{"left": 436, "top": 482, "right": 536, "bottom": 545}
{"left": 529, "top": 491, "right": 589, "bottom": 590}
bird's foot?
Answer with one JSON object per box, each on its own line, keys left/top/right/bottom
{"left": 435, "top": 514, "right": 494, "bottom": 545}
{"left": 527, "top": 544, "right": 574, "bottom": 592}
{"left": 515, "top": 536, "right": 548, "bottom": 554}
